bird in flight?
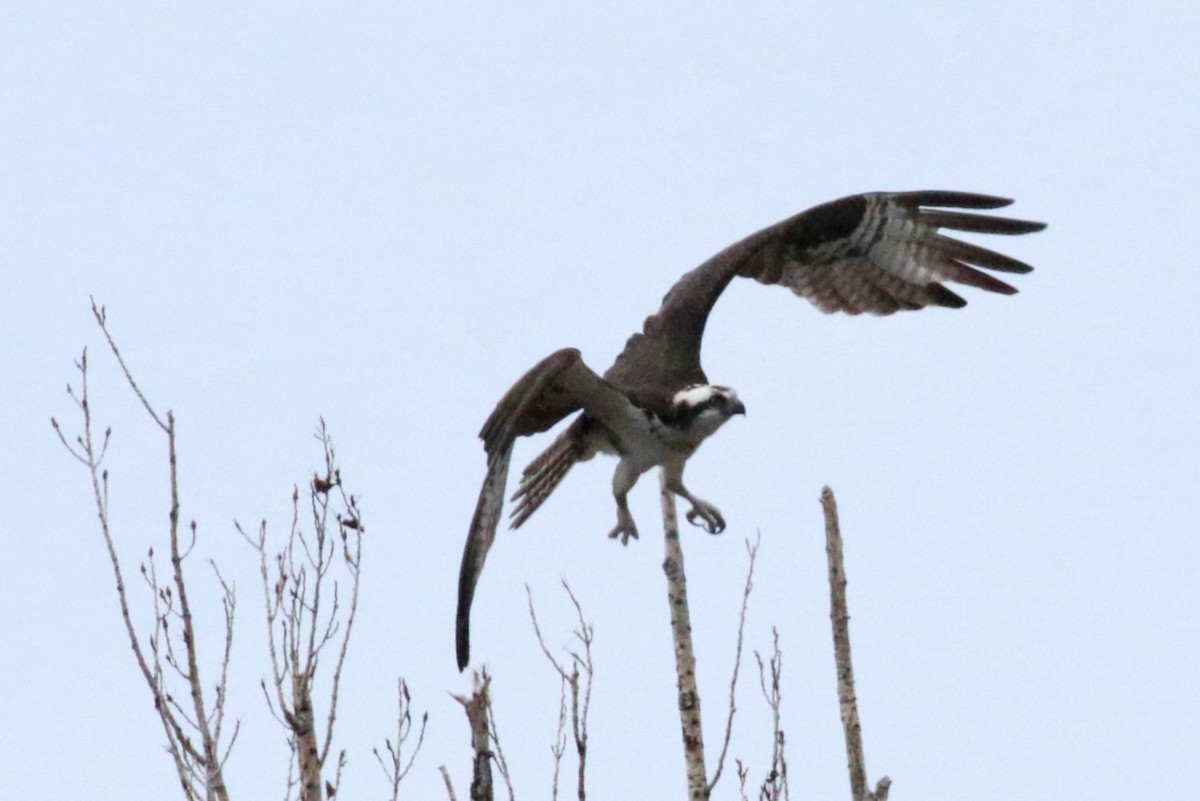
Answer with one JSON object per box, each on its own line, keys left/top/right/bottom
{"left": 456, "top": 190, "right": 1045, "bottom": 670}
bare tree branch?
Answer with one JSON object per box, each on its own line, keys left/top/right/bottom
{"left": 658, "top": 468, "right": 708, "bottom": 801}
{"left": 486, "top": 692, "right": 516, "bottom": 801}
{"left": 314, "top": 427, "right": 364, "bottom": 767}
{"left": 821, "top": 486, "right": 890, "bottom": 801}
{"left": 373, "top": 679, "right": 429, "bottom": 801}
{"left": 438, "top": 765, "right": 460, "bottom": 801}
{"left": 735, "top": 759, "right": 750, "bottom": 801}
{"left": 709, "top": 534, "right": 761, "bottom": 795}
{"left": 452, "top": 671, "right": 495, "bottom": 801}
{"left": 549, "top": 672, "right": 568, "bottom": 801}
{"left": 753, "top": 629, "right": 788, "bottom": 801}
{"left": 561, "top": 581, "right": 593, "bottom": 801}
{"left": 527, "top": 581, "right": 594, "bottom": 800}
{"left": 55, "top": 306, "right": 233, "bottom": 800}
{"left": 209, "top": 561, "right": 237, "bottom": 749}
{"left": 237, "top": 422, "right": 366, "bottom": 800}
{"left": 89, "top": 297, "right": 168, "bottom": 432}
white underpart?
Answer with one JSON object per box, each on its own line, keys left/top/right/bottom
{"left": 682, "top": 405, "right": 735, "bottom": 442}
{"left": 596, "top": 383, "right": 742, "bottom": 541}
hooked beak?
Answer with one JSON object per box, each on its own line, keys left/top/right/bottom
{"left": 731, "top": 399, "right": 746, "bottom": 416}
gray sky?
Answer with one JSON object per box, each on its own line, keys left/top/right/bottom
{"left": 4, "top": 3, "right": 1198, "bottom": 799}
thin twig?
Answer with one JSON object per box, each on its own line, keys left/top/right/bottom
{"left": 708, "top": 534, "right": 761, "bottom": 794}
{"left": 438, "top": 765, "right": 460, "bottom": 801}
{"left": 753, "top": 629, "right": 788, "bottom": 801}
{"left": 209, "top": 560, "right": 237, "bottom": 752}
{"left": 562, "top": 581, "right": 593, "bottom": 801}
{"left": 90, "top": 297, "right": 167, "bottom": 431}
{"left": 486, "top": 694, "right": 515, "bottom": 801}
{"left": 373, "top": 679, "right": 429, "bottom": 801}
{"left": 549, "top": 673, "right": 568, "bottom": 801}
{"left": 317, "top": 424, "right": 364, "bottom": 767}
{"left": 526, "top": 585, "right": 573, "bottom": 799}
{"left": 527, "top": 581, "right": 594, "bottom": 800}
{"left": 735, "top": 759, "right": 750, "bottom": 801}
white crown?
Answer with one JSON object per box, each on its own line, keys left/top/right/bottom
{"left": 672, "top": 384, "right": 738, "bottom": 408}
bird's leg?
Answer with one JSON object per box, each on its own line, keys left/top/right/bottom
{"left": 681, "top": 491, "right": 725, "bottom": 535}
{"left": 663, "top": 463, "right": 726, "bottom": 535}
{"left": 607, "top": 458, "right": 644, "bottom": 545}
{"left": 609, "top": 496, "right": 638, "bottom": 546}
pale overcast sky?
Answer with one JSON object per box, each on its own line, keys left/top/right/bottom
{"left": 4, "top": 3, "right": 1198, "bottom": 800}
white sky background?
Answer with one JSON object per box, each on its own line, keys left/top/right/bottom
{"left": 4, "top": 3, "right": 1198, "bottom": 799}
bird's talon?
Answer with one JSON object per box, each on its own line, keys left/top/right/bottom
{"left": 682, "top": 503, "right": 725, "bottom": 534}
{"left": 607, "top": 522, "right": 639, "bottom": 546}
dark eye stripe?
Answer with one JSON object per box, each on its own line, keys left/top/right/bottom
{"left": 665, "top": 396, "right": 729, "bottom": 427}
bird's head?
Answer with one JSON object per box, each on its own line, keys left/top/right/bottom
{"left": 669, "top": 384, "right": 746, "bottom": 439}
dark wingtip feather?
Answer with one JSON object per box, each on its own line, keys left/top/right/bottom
{"left": 937, "top": 236, "right": 1036, "bottom": 274}
{"left": 898, "top": 190, "right": 1014, "bottom": 209}
{"left": 964, "top": 273, "right": 1018, "bottom": 295}
{"left": 921, "top": 210, "right": 1047, "bottom": 236}
{"left": 996, "top": 219, "right": 1048, "bottom": 234}
{"left": 936, "top": 257, "right": 1021, "bottom": 295}
{"left": 928, "top": 284, "right": 968, "bottom": 308}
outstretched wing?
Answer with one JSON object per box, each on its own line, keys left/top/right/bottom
{"left": 605, "top": 191, "right": 1045, "bottom": 393}
{"left": 456, "top": 347, "right": 648, "bottom": 671}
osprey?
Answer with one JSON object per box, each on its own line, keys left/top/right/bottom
{"left": 457, "top": 190, "right": 1045, "bottom": 670}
